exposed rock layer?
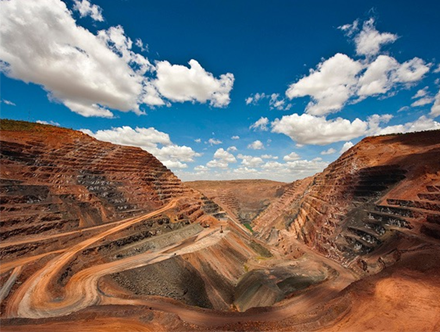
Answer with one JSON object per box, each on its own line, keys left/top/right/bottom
{"left": 1, "top": 120, "right": 440, "bottom": 331}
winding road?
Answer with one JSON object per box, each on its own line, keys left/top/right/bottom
{"left": 2, "top": 198, "right": 356, "bottom": 328}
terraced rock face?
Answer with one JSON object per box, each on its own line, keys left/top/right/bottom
{"left": 252, "top": 130, "right": 440, "bottom": 275}
{"left": 1, "top": 120, "right": 440, "bottom": 332}
{"left": 0, "top": 120, "right": 217, "bottom": 245}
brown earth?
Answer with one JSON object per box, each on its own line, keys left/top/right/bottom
{"left": 1, "top": 120, "right": 440, "bottom": 331}
{"left": 186, "top": 179, "right": 287, "bottom": 225}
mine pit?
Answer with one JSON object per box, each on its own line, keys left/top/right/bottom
{"left": 1, "top": 121, "right": 440, "bottom": 331}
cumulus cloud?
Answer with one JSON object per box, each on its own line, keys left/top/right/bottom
{"left": 36, "top": 120, "right": 60, "bottom": 126}
{"left": 357, "top": 55, "right": 398, "bottom": 96}
{"left": 194, "top": 138, "right": 201, "bottom": 143}
{"left": 412, "top": 87, "right": 429, "bottom": 99}
{"left": 269, "top": 93, "right": 291, "bottom": 110}
{"left": 81, "top": 126, "right": 200, "bottom": 170}
{"left": 354, "top": 18, "right": 398, "bottom": 57}
{"left": 246, "top": 92, "right": 290, "bottom": 110}
{"left": 245, "top": 92, "right": 266, "bottom": 105}
{"left": 208, "top": 138, "right": 222, "bottom": 146}
{"left": 237, "top": 154, "right": 264, "bottom": 167}
{"left": 207, "top": 148, "right": 237, "bottom": 169}
{"left": 271, "top": 113, "right": 368, "bottom": 145}
{"left": 285, "top": 18, "right": 429, "bottom": 120}
{"left": 0, "top": 0, "right": 234, "bottom": 118}
{"left": 261, "top": 159, "right": 329, "bottom": 178}
{"left": 73, "top": 0, "right": 103, "bottom": 21}
{"left": 261, "top": 154, "right": 278, "bottom": 160}
{"left": 247, "top": 140, "right": 265, "bottom": 150}
{"left": 394, "top": 58, "right": 430, "bottom": 83}
{"left": 231, "top": 135, "right": 240, "bottom": 140}
{"left": 340, "top": 141, "right": 354, "bottom": 154}
{"left": 411, "top": 97, "right": 434, "bottom": 107}
{"left": 410, "top": 87, "right": 435, "bottom": 107}
{"left": 0, "top": 0, "right": 147, "bottom": 118}
{"left": 250, "top": 117, "right": 269, "bottom": 131}
{"left": 434, "top": 65, "right": 440, "bottom": 74}
{"left": 227, "top": 146, "right": 238, "bottom": 152}
{"left": 283, "top": 152, "right": 301, "bottom": 161}
{"left": 431, "top": 90, "right": 440, "bottom": 117}
{"left": 286, "top": 53, "right": 363, "bottom": 116}
{"left": 338, "top": 19, "right": 359, "bottom": 36}
{"left": 154, "top": 60, "right": 234, "bottom": 107}
{"left": 321, "top": 148, "right": 336, "bottom": 155}
{"left": 373, "top": 115, "right": 440, "bottom": 135}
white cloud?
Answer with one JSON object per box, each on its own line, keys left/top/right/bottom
{"left": 283, "top": 152, "right": 301, "bottom": 161}
{"left": 2, "top": 99, "right": 16, "bottom": 106}
{"left": 356, "top": 56, "right": 429, "bottom": 99}
{"left": 246, "top": 92, "right": 291, "bottom": 110}
{"left": 231, "top": 135, "right": 240, "bottom": 140}
{"left": 81, "top": 126, "right": 200, "bottom": 170}
{"left": 0, "top": 0, "right": 234, "bottom": 118}
{"left": 135, "top": 38, "right": 148, "bottom": 52}
{"left": 250, "top": 117, "right": 269, "bottom": 131}
{"left": 227, "top": 146, "right": 238, "bottom": 152}
{"left": 366, "top": 114, "right": 393, "bottom": 135}
{"left": 338, "top": 19, "right": 359, "bottom": 36}
{"left": 73, "top": 0, "right": 103, "bottom": 22}
{"left": 430, "top": 89, "right": 440, "bottom": 117}
{"left": 248, "top": 140, "right": 265, "bottom": 150}
{"left": 261, "top": 154, "right": 278, "bottom": 160}
{"left": 194, "top": 138, "right": 201, "bottom": 143}
{"left": 321, "top": 148, "right": 336, "bottom": 155}
{"left": 163, "top": 160, "right": 188, "bottom": 169}
{"left": 36, "top": 120, "right": 60, "bottom": 126}
{"left": 434, "top": 64, "right": 440, "bottom": 74}
{"left": 154, "top": 59, "right": 234, "bottom": 107}
{"left": 397, "top": 106, "right": 410, "bottom": 113}
{"left": 286, "top": 53, "right": 363, "bottom": 116}
{"left": 269, "top": 93, "right": 291, "bottom": 110}
{"left": 194, "top": 165, "right": 209, "bottom": 173}
{"left": 213, "top": 148, "right": 237, "bottom": 163}
{"left": 357, "top": 55, "right": 398, "bottom": 96}
{"left": 340, "top": 141, "right": 354, "bottom": 154}
{"left": 237, "top": 154, "right": 264, "bottom": 167}
{"left": 207, "top": 148, "right": 237, "bottom": 169}
{"left": 410, "top": 87, "right": 435, "bottom": 107}
{"left": 412, "top": 87, "right": 429, "bottom": 99}
{"left": 208, "top": 138, "right": 222, "bottom": 146}
{"left": 271, "top": 113, "right": 368, "bottom": 145}
{"left": 245, "top": 92, "right": 266, "bottom": 105}
{"left": 354, "top": 18, "right": 398, "bottom": 57}
{"left": 206, "top": 159, "right": 229, "bottom": 169}
{"left": 394, "top": 58, "right": 430, "bottom": 84}
{"left": 411, "top": 97, "right": 434, "bottom": 107}
{"left": 0, "top": 0, "right": 148, "bottom": 118}
{"left": 373, "top": 115, "right": 440, "bottom": 135}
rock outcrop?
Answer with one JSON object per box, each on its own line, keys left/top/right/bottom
{"left": 252, "top": 130, "right": 440, "bottom": 275}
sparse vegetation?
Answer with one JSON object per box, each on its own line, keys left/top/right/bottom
{"left": 243, "top": 223, "right": 254, "bottom": 233}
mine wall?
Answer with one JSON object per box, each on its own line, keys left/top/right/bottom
{"left": 255, "top": 131, "right": 440, "bottom": 276}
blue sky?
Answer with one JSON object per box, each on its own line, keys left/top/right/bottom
{"left": 1, "top": 0, "right": 440, "bottom": 182}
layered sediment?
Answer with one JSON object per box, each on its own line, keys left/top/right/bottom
{"left": 1, "top": 120, "right": 440, "bottom": 332}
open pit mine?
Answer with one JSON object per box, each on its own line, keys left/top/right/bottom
{"left": 1, "top": 119, "right": 440, "bottom": 331}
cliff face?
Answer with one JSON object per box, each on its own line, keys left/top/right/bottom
{"left": 0, "top": 120, "right": 219, "bottom": 245}
{"left": 253, "top": 130, "right": 440, "bottom": 273}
